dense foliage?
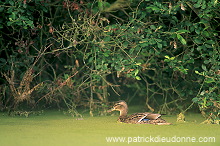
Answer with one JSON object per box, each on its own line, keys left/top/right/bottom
{"left": 0, "top": 0, "right": 219, "bottom": 123}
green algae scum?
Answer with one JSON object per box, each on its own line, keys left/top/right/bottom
{"left": 0, "top": 111, "right": 219, "bottom": 146}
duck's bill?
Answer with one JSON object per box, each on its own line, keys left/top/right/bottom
{"left": 107, "top": 108, "right": 114, "bottom": 113}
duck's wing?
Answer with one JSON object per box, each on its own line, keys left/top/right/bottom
{"left": 139, "top": 113, "right": 172, "bottom": 125}
{"left": 126, "top": 113, "right": 149, "bottom": 123}
{"left": 137, "top": 115, "right": 148, "bottom": 122}
{"left": 127, "top": 112, "right": 171, "bottom": 125}
{"left": 135, "top": 113, "right": 161, "bottom": 122}
{"left": 144, "top": 113, "right": 161, "bottom": 120}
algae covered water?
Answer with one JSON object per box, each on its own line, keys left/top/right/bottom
{"left": 0, "top": 110, "right": 219, "bottom": 146}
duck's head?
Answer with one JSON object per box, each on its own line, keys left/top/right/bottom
{"left": 107, "top": 100, "right": 128, "bottom": 116}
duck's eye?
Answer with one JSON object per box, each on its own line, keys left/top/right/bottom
{"left": 114, "top": 104, "right": 123, "bottom": 109}
{"left": 114, "top": 103, "right": 121, "bottom": 107}
{"left": 114, "top": 103, "right": 120, "bottom": 106}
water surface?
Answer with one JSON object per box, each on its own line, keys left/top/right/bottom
{"left": 0, "top": 111, "right": 219, "bottom": 146}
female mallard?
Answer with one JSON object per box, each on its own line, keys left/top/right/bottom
{"left": 108, "top": 100, "right": 171, "bottom": 125}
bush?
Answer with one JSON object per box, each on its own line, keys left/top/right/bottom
{"left": 0, "top": 0, "right": 219, "bottom": 123}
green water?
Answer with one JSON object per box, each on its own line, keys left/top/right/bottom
{"left": 0, "top": 110, "right": 219, "bottom": 146}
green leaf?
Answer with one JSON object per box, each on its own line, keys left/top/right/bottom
{"left": 88, "top": 57, "right": 93, "bottom": 63}
{"left": 9, "top": 0, "right": 15, "bottom": 6}
{"left": 103, "top": 36, "right": 110, "bottom": 42}
{"left": 0, "top": 7, "right": 4, "bottom": 12}
{"left": 206, "top": 40, "right": 215, "bottom": 45}
{"left": 176, "top": 29, "right": 190, "bottom": 34}
{"left": 98, "top": 2, "right": 103, "bottom": 11}
{"left": 195, "top": 70, "right": 199, "bottom": 74}
{"left": 139, "top": 42, "right": 149, "bottom": 47}
{"left": 123, "top": 42, "right": 128, "bottom": 48}
{"left": 157, "top": 43, "right": 162, "bottom": 49}
{"left": 98, "top": 1, "right": 110, "bottom": 11}
{"left": 194, "top": 39, "right": 203, "bottom": 44}
{"left": 205, "top": 78, "right": 215, "bottom": 84}
{"left": 134, "top": 69, "right": 139, "bottom": 76}
{"left": 204, "top": 60, "right": 209, "bottom": 64}
{"left": 0, "top": 58, "right": 6, "bottom": 63}
{"left": 23, "top": 3, "right": 27, "bottom": 8}
{"left": 135, "top": 62, "right": 141, "bottom": 66}
{"left": 11, "top": 12, "right": 16, "bottom": 19}
{"left": 170, "top": 57, "right": 175, "bottom": 60}
{"left": 42, "top": 6, "right": 48, "bottom": 12}
{"left": 205, "top": 44, "right": 212, "bottom": 48}
{"left": 177, "top": 34, "right": 187, "bottom": 45}
{"left": 103, "top": 52, "right": 109, "bottom": 57}
{"left": 197, "top": 45, "right": 206, "bottom": 51}
{"left": 146, "top": 6, "right": 160, "bottom": 11}
{"left": 156, "top": 39, "right": 162, "bottom": 42}
{"left": 164, "top": 55, "right": 170, "bottom": 59}
{"left": 201, "top": 64, "right": 207, "bottom": 71}
{"left": 135, "top": 76, "right": 141, "bottom": 80}
{"left": 195, "top": 29, "right": 200, "bottom": 34}
{"left": 194, "top": 3, "right": 201, "bottom": 8}
{"left": 7, "top": 21, "right": 13, "bottom": 26}
{"left": 201, "top": 1, "right": 206, "bottom": 9}
{"left": 202, "top": 31, "right": 210, "bottom": 37}
{"left": 150, "top": 25, "right": 156, "bottom": 30}
{"left": 192, "top": 97, "right": 199, "bottom": 102}
{"left": 20, "top": 16, "right": 29, "bottom": 21}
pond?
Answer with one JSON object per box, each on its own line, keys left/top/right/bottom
{"left": 0, "top": 110, "right": 219, "bottom": 146}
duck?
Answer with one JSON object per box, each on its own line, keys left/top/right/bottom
{"left": 107, "top": 100, "right": 172, "bottom": 125}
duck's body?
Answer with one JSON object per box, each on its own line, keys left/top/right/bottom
{"left": 117, "top": 112, "right": 168, "bottom": 124}
{"left": 108, "top": 100, "right": 171, "bottom": 125}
